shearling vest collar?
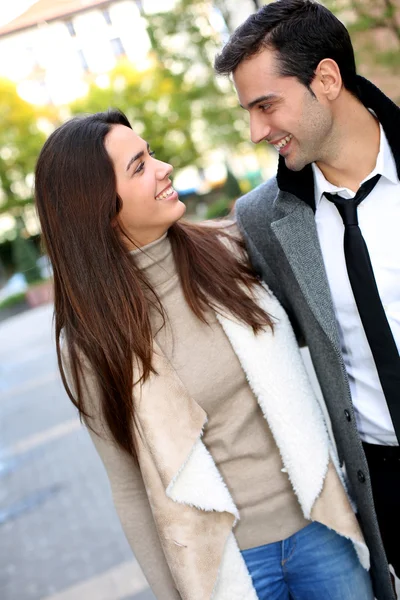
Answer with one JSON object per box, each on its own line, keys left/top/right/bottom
{"left": 132, "top": 284, "right": 369, "bottom": 600}
{"left": 276, "top": 76, "right": 400, "bottom": 210}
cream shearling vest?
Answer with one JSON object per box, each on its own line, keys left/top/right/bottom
{"left": 131, "top": 284, "right": 369, "bottom": 600}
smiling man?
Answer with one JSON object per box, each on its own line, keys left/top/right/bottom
{"left": 215, "top": 1, "right": 400, "bottom": 599}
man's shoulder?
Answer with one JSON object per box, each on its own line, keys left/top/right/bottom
{"left": 235, "top": 176, "right": 279, "bottom": 227}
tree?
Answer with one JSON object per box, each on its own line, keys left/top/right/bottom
{"left": 326, "top": 0, "right": 400, "bottom": 102}
{"left": 12, "top": 222, "right": 42, "bottom": 284}
{"left": 223, "top": 166, "right": 242, "bottom": 198}
{"left": 145, "top": 0, "right": 247, "bottom": 154}
{"left": 71, "top": 60, "right": 200, "bottom": 169}
{"left": 71, "top": 0, "right": 250, "bottom": 170}
{"left": 0, "top": 78, "right": 55, "bottom": 216}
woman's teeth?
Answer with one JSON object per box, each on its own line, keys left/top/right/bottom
{"left": 156, "top": 186, "right": 174, "bottom": 200}
{"left": 273, "top": 134, "right": 293, "bottom": 151}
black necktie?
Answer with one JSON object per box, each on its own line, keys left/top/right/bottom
{"left": 324, "top": 174, "right": 400, "bottom": 444}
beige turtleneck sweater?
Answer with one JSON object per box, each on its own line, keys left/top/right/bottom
{"left": 132, "top": 231, "right": 309, "bottom": 552}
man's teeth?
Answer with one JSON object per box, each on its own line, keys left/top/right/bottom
{"left": 156, "top": 186, "right": 174, "bottom": 200}
{"left": 273, "top": 134, "right": 293, "bottom": 151}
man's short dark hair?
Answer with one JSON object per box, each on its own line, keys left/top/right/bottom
{"left": 214, "top": 0, "right": 358, "bottom": 95}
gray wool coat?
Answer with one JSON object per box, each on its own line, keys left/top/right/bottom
{"left": 235, "top": 76, "right": 397, "bottom": 600}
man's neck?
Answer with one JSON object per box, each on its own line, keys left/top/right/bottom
{"left": 315, "top": 97, "right": 381, "bottom": 193}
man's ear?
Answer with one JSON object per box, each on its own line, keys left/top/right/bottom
{"left": 312, "top": 58, "right": 342, "bottom": 101}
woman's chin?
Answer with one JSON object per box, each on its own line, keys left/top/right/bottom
{"left": 174, "top": 199, "right": 187, "bottom": 221}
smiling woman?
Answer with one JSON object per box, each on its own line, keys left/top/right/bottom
{"left": 34, "top": 108, "right": 374, "bottom": 600}
{"left": 104, "top": 124, "right": 186, "bottom": 248}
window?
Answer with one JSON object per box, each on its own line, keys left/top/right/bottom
{"left": 102, "top": 9, "right": 112, "bottom": 25}
{"left": 65, "top": 20, "right": 76, "bottom": 36}
{"left": 77, "top": 49, "right": 89, "bottom": 72}
{"left": 110, "top": 37, "right": 125, "bottom": 58}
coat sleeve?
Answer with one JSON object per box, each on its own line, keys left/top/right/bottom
{"left": 234, "top": 209, "right": 306, "bottom": 347}
{"left": 61, "top": 347, "right": 181, "bottom": 600}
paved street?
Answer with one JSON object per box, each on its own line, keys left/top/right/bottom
{"left": 0, "top": 305, "right": 156, "bottom": 600}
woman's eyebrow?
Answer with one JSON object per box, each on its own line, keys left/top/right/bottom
{"left": 126, "top": 143, "right": 150, "bottom": 172}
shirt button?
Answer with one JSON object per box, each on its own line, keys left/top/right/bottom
{"left": 344, "top": 409, "right": 351, "bottom": 422}
{"left": 357, "top": 470, "right": 366, "bottom": 483}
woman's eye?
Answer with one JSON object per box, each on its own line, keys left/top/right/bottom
{"left": 133, "top": 151, "right": 155, "bottom": 175}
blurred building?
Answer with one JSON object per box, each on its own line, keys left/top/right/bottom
{"left": 216, "top": 0, "right": 267, "bottom": 31}
{"left": 0, "top": 0, "right": 177, "bottom": 105}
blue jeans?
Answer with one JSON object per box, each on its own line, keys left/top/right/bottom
{"left": 241, "top": 521, "right": 374, "bottom": 600}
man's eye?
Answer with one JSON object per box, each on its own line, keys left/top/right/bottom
{"left": 260, "top": 104, "right": 271, "bottom": 111}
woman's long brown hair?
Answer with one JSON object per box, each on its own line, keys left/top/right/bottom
{"left": 35, "top": 109, "right": 273, "bottom": 460}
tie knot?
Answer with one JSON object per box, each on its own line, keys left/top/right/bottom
{"left": 323, "top": 173, "right": 381, "bottom": 227}
{"left": 335, "top": 200, "right": 358, "bottom": 226}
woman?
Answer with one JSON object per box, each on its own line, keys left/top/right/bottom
{"left": 35, "top": 109, "right": 374, "bottom": 600}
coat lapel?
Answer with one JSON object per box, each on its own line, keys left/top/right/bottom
{"left": 216, "top": 285, "right": 330, "bottom": 519}
{"left": 270, "top": 191, "right": 342, "bottom": 356}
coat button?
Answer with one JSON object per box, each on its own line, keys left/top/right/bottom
{"left": 357, "top": 470, "right": 366, "bottom": 483}
{"left": 344, "top": 409, "right": 351, "bottom": 422}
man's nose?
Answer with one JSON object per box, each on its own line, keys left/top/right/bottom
{"left": 250, "top": 116, "right": 271, "bottom": 145}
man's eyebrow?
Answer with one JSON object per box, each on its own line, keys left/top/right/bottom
{"left": 240, "top": 94, "right": 279, "bottom": 110}
{"left": 126, "top": 143, "right": 150, "bottom": 172}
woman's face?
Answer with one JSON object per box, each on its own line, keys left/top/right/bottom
{"left": 105, "top": 124, "right": 186, "bottom": 248}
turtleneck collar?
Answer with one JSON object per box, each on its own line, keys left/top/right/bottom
{"left": 130, "top": 232, "right": 176, "bottom": 288}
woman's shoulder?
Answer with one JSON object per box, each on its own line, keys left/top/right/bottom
{"left": 201, "top": 219, "right": 243, "bottom": 255}
{"left": 202, "top": 218, "right": 241, "bottom": 238}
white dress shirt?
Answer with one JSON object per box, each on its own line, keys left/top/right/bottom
{"left": 312, "top": 123, "right": 400, "bottom": 445}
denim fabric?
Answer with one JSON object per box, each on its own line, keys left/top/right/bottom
{"left": 241, "top": 521, "right": 374, "bottom": 600}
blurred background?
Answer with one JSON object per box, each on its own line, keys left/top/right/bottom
{"left": 0, "top": 1, "right": 399, "bottom": 599}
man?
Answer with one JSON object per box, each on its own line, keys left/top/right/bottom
{"left": 214, "top": 1, "right": 399, "bottom": 599}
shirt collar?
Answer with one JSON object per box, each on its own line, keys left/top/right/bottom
{"left": 312, "top": 121, "right": 399, "bottom": 209}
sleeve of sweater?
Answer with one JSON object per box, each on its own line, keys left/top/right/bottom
{"left": 61, "top": 347, "right": 181, "bottom": 600}
{"left": 87, "top": 428, "right": 181, "bottom": 600}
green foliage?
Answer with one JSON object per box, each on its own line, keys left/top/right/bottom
{"left": 0, "top": 78, "right": 54, "bottom": 215}
{"left": 145, "top": 0, "right": 246, "bottom": 153}
{"left": 12, "top": 232, "right": 42, "bottom": 284}
{"left": 71, "top": 60, "right": 199, "bottom": 169}
{"left": 375, "top": 50, "right": 400, "bottom": 69}
{"left": 223, "top": 167, "right": 242, "bottom": 199}
{"left": 0, "top": 291, "right": 26, "bottom": 309}
{"left": 347, "top": 14, "right": 380, "bottom": 34}
{"left": 206, "top": 195, "right": 232, "bottom": 219}
{"left": 71, "top": 1, "right": 247, "bottom": 170}
{"left": 326, "top": 0, "right": 400, "bottom": 78}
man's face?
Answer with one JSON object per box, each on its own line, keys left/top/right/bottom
{"left": 233, "top": 48, "right": 334, "bottom": 171}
